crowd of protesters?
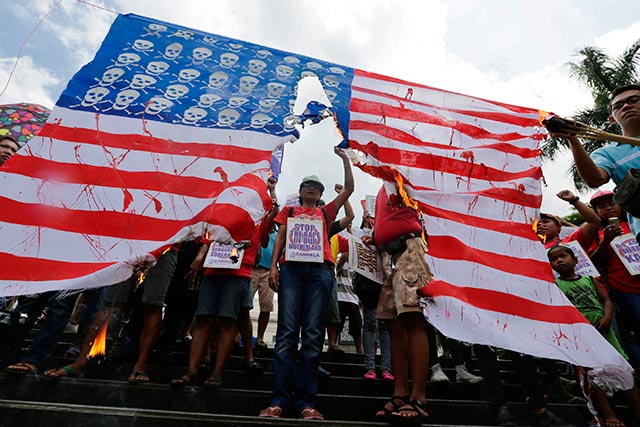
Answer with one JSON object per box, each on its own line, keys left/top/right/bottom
{"left": 1, "top": 84, "right": 640, "bottom": 426}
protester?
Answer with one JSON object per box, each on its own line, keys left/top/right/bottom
{"left": 552, "top": 84, "right": 640, "bottom": 242}
{"left": 42, "top": 249, "right": 179, "bottom": 380}
{"left": 588, "top": 189, "right": 640, "bottom": 373}
{"left": 536, "top": 190, "right": 601, "bottom": 249}
{"left": 0, "top": 135, "right": 19, "bottom": 166}
{"left": 548, "top": 245, "right": 640, "bottom": 427}
{"left": 171, "top": 177, "right": 278, "bottom": 388}
{"left": 362, "top": 183, "right": 433, "bottom": 424}
{"left": 426, "top": 326, "right": 483, "bottom": 385}
{"left": 334, "top": 231, "right": 363, "bottom": 354}
{"left": 259, "top": 147, "right": 353, "bottom": 420}
{"left": 324, "top": 188, "right": 355, "bottom": 356}
{"left": 352, "top": 216, "right": 393, "bottom": 382}
{"left": 3, "top": 291, "right": 78, "bottom": 374}
{"left": 250, "top": 227, "right": 277, "bottom": 352}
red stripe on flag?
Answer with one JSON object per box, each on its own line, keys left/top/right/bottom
{"left": 353, "top": 69, "right": 542, "bottom": 115}
{"left": 350, "top": 120, "right": 540, "bottom": 158}
{"left": 0, "top": 252, "right": 116, "bottom": 281}
{"left": 419, "top": 203, "right": 539, "bottom": 239}
{"left": 351, "top": 86, "right": 540, "bottom": 129}
{"left": 38, "top": 124, "right": 272, "bottom": 162}
{"left": 420, "top": 280, "right": 589, "bottom": 325}
{"left": 351, "top": 98, "right": 532, "bottom": 142}
{"left": 0, "top": 196, "right": 260, "bottom": 242}
{"left": 427, "top": 235, "right": 553, "bottom": 282}
{"left": 3, "top": 155, "right": 267, "bottom": 199}
{"left": 349, "top": 140, "right": 542, "bottom": 182}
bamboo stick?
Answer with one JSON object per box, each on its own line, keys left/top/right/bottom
{"left": 543, "top": 116, "right": 640, "bottom": 147}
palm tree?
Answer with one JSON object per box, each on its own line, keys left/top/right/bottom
{"left": 542, "top": 39, "right": 640, "bottom": 190}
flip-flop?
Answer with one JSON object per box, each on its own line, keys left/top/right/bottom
{"left": 43, "top": 365, "right": 83, "bottom": 380}
{"left": 127, "top": 371, "right": 150, "bottom": 384}
{"left": 3, "top": 361, "right": 37, "bottom": 375}
{"left": 170, "top": 372, "right": 197, "bottom": 388}
{"left": 259, "top": 406, "right": 283, "bottom": 418}
{"left": 203, "top": 373, "right": 222, "bottom": 389}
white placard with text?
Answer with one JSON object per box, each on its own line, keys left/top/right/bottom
{"left": 203, "top": 242, "right": 244, "bottom": 269}
{"left": 285, "top": 217, "right": 324, "bottom": 263}
{"left": 610, "top": 234, "right": 640, "bottom": 276}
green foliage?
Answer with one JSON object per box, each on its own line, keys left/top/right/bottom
{"left": 541, "top": 39, "right": 640, "bottom": 191}
{"left": 562, "top": 210, "right": 584, "bottom": 226}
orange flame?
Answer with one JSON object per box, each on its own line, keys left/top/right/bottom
{"left": 88, "top": 315, "right": 110, "bottom": 358}
{"left": 137, "top": 271, "right": 146, "bottom": 285}
{"left": 205, "top": 230, "right": 210, "bottom": 240}
{"left": 538, "top": 110, "right": 549, "bottom": 126}
{"left": 532, "top": 218, "right": 546, "bottom": 243}
{"left": 391, "top": 169, "right": 419, "bottom": 211}
{"left": 161, "top": 247, "right": 171, "bottom": 255}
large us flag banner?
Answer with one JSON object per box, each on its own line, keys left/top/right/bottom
{"left": 0, "top": 13, "right": 353, "bottom": 297}
{"left": 0, "top": 14, "right": 631, "bottom": 382}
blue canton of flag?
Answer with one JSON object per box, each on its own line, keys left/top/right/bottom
{"left": 58, "top": 14, "right": 355, "bottom": 137}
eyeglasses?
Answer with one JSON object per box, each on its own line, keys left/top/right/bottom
{"left": 611, "top": 94, "right": 640, "bottom": 111}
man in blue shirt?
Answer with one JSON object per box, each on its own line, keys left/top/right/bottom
{"left": 556, "top": 84, "right": 640, "bottom": 240}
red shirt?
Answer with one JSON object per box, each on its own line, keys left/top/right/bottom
{"left": 274, "top": 201, "right": 338, "bottom": 264}
{"left": 543, "top": 227, "right": 592, "bottom": 250}
{"left": 204, "top": 219, "right": 272, "bottom": 279}
{"left": 373, "top": 186, "right": 422, "bottom": 246}
{"left": 591, "top": 222, "right": 640, "bottom": 294}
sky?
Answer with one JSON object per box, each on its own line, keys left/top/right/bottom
{"left": 1, "top": 0, "right": 640, "bottom": 222}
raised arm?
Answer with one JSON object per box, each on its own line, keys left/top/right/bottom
{"left": 331, "top": 147, "right": 354, "bottom": 210}
{"left": 265, "top": 176, "right": 279, "bottom": 227}
{"left": 556, "top": 189, "right": 601, "bottom": 241}
{"left": 334, "top": 183, "right": 355, "bottom": 229}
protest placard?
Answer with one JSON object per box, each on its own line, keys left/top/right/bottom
{"left": 285, "top": 218, "right": 324, "bottom": 263}
{"left": 203, "top": 242, "right": 244, "bottom": 269}
{"left": 610, "top": 234, "right": 640, "bottom": 276}
{"left": 348, "top": 232, "right": 383, "bottom": 284}
{"left": 556, "top": 241, "right": 600, "bottom": 278}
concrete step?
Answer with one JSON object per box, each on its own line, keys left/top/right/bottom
{"left": 0, "top": 373, "right": 593, "bottom": 425}
{"left": 0, "top": 399, "right": 507, "bottom": 427}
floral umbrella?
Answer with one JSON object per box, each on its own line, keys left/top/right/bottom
{"left": 0, "top": 103, "right": 51, "bottom": 147}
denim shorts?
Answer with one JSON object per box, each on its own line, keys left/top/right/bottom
{"left": 195, "top": 274, "right": 248, "bottom": 319}
{"left": 241, "top": 276, "right": 254, "bottom": 310}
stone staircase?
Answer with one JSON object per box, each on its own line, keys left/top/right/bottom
{"left": 0, "top": 335, "right": 610, "bottom": 426}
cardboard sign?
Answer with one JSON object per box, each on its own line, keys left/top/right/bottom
{"left": 285, "top": 217, "right": 324, "bottom": 263}
{"left": 365, "top": 195, "right": 376, "bottom": 216}
{"left": 610, "top": 234, "right": 640, "bottom": 276}
{"left": 348, "top": 231, "right": 383, "bottom": 284}
{"left": 284, "top": 192, "right": 300, "bottom": 208}
{"left": 554, "top": 240, "right": 600, "bottom": 278}
{"left": 203, "top": 242, "right": 244, "bottom": 269}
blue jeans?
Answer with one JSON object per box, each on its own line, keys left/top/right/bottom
{"left": 271, "top": 261, "right": 333, "bottom": 414}
{"left": 18, "top": 291, "right": 76, "bottom": 369}
{"left": 362, "top": 306, "right": 391, "bottom": 371}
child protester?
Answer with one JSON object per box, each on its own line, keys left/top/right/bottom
{"left": 548, "top": 245, "right": 640, "bottom": 427}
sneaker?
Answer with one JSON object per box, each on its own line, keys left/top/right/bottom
{"left": 430, "top": 363, "right": 450, "bottom": 383}
{"left": 532, "top": 409, "right": 576, "bottom": 427}
{"left": 455, "top": 364, "right": 484, "bottom": 384}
